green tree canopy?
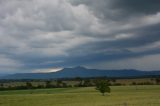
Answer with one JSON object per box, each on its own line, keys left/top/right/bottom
{"left": 96, "top": 80, "right": 111, "bottom": 96}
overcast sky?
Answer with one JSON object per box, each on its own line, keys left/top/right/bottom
{"left": 1, "top": 0, "right": 160, "bottom": 73}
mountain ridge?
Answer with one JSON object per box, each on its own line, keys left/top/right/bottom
{"left": 1, "top": 66, "right": 160, "bottom": 79}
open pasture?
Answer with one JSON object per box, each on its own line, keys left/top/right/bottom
{"left": 0, "top": 85, "right": 160, "bottom": 106}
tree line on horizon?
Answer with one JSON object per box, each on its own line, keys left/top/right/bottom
{"left": 0, "top": 77, "right": 160, "bottom": 91}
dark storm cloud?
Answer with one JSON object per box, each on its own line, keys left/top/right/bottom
{"left": 1, "top": 0, "right": 160, "bottom": 73}
{"left": 106, "top": 24, "right": 160, "bottom": 48}
{"left": 66, "top": 49, "right": 160, "bottom": 65}
{"left": 113, "top": 0, "right": 160, "bottom": 14}
{"left": 70, "top": 0, "right": 160, "bottom": 20}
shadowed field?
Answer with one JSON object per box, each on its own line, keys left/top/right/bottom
{"left": 0, "top": 85, "right": 160, "bottom": 106}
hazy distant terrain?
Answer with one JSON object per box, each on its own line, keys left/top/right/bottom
{"left": 1, "top": 67, "right": 160, "bottom": 79}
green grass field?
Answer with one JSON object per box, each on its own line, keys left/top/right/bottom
{"left": 0, "top": 85, "right": 160, "bottom": 106}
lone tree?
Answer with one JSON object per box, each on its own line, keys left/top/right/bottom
{"left": 26, "top": 82, "right": 33, "bottom": 89}
{"left": 96, "top": 80, "right": 110, "bottom": 96}
{"left": 45, "top": 81, "right": 51, "bottom": 88}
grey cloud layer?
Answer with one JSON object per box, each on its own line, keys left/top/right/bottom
{"left": 0, "top": 0, "right": 160, "bottom": 73}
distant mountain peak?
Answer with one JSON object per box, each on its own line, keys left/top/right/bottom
{"left": 1, "top": 67, "right": 160, "bottom": 79}
{"left": 74, "top": 66, "right": 86, "bottom": 69}
{"left": 62, "top": 66, "right": 87, "bottom": 71}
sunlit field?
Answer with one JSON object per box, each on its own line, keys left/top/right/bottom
{"left": 0, "top": 85, "right": 159, "bottom": 106}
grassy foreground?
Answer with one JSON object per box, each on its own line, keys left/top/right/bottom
{"left": 0, "top": 85, "right": 159, "bottom": 106}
